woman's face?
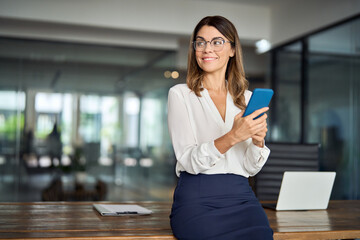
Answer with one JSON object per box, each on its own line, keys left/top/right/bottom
{"left": 195, "top": 25, "right": 234, "bottom": 76}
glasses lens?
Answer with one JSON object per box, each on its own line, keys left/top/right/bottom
{"left": 211, "top": 39, "right": 225, "bottom": 51}
{"left": 194, "top": 38, "right": 227, "bottom": 52}
{"left": 194, "top": 41, "right": 206, "bottom": 51}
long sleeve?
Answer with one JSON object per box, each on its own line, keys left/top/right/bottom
{"left": 243, "top": 141, "right": 270, "bottom": 176}
{"left": 167, "top": 88, "right": 225, "bottom": 175}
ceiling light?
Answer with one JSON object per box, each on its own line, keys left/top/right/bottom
{"left": 164, "top": 71, "right": 171, "bottom": 78}
{"left": 171, "top": 71, "right": 179, "bottom": 79}
{"left": 255, "top": 39, "right": 271, "bottom": 54}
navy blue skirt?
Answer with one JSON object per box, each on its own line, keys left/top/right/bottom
{"left": 170, "top": 172, "right": 273, "bottom": 240}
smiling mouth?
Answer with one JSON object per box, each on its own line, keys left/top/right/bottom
{"left": 202, "top": 57, "right": 217, "bottom": 61}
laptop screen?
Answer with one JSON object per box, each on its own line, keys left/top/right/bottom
{"left": 268, "top": 171, "right": 336, "bottom": 211}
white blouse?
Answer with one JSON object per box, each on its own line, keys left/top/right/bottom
{"left": 167, "top": 84, "right": 270, "bottom": 177}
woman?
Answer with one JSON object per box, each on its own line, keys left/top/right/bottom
{"left": 167, "top": 16, "right": 273, "bottom": 239}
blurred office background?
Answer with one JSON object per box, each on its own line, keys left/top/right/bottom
{"left": 0, "top": 0, "right": 359, "bottom": 202}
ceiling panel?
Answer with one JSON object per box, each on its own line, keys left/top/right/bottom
{"left": 0, "top": 37, "right": 179, "bottom": 95}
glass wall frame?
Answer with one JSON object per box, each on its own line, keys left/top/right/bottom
{"left": 269, "top": 14, "right": 360, "bottom": 199}
{"left": 0, "top": 37, "right": 180, "bottom": 202}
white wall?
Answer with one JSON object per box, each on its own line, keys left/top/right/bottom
{"left": 0, "top": 0, "right": 358, "bottom": 74}
{"left": 270, "top": 0, "right": 360, "bottom": 46}
{"left": 0, "top": 0, "right": 270, "bottom": 48}
{"left": 1, "top": 0, "right": 358, "bottom": 49}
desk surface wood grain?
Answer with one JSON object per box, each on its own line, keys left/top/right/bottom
{"left": 0, "top": 200, "right": 359, "bottom": 239}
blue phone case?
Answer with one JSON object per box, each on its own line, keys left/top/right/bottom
{"left": 243, "top": 88, "right": 274, "bottom": 119}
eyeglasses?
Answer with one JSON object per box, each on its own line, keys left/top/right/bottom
{"left": 193, "top": 37, "right": 233, "bottom": 52}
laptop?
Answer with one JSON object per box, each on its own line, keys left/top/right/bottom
{"left": 93, "top": 204, "right": 152, "bottom": 216}
{"left": 262, "top": 171, "right": 336, "bottom": 211}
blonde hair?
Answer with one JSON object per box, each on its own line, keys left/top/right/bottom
{"left": 186, "top": 15, "right": 249, "bottom": 110}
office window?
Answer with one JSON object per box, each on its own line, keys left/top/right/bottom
{"left": 0, "top": 91, "right": 25, "bottom": 201}
{"left": 307, "top": 18, "right": 360, "bottom": 199}
{"left": 35, "top": 93, "right": 62, "bottom": 138}
{"left": 99, "top": 96, "right": 120, "bottom": 165}
{"left": 270, "top": 42, "right": 302, "bottom": 142}
{"left": 60, "top": 94, "right": 74, "bottom": 150}
{"left": 0, "top": 37, "right": 178, "bottom": 202}
{"left": 140, "top": 97, "right": 162, "bottom": 148}
{"left": 123, "top": 92, "right": 140, "bottom": 148}
{"left": 79, "top": 95, "right": 101, "bottom": 143}
{"left": 0, "top": 91, "right": 25, "bottom": 140}
{"left": 270, "top": 16, "right": 360, "bottom": 199}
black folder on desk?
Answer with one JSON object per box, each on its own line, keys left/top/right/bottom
{"left": 93, "top": 204, "right": 152, "bottom": 216}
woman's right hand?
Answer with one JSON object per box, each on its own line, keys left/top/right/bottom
{"left": 229, "top": 107, "right": 269, "bottom": 145}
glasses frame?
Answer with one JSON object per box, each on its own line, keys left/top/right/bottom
{"left": 193, "top": 37, "right": 233, "bottom": 52}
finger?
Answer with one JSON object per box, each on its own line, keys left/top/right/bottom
{"left": 251, "top": 118, "right": 267, "bottom": 131}
{"left": 248, "top": 107, "right": 269, "bottom": 120}
{"left": 253, "top": 129, "right": 267, "bottom": 138}
{"left": 253, "top": 131, "right": 267, "bottom": 138}
{"left": 248, "top": 126, "right": 264, "bottom": 137}
{"left": 253, "top": 113, "right": 268, "bottom": 124}
{"left": 254, "top": 126, "right": 267, "bottom": 134}
{"left": 252, "top": 124, "right": 268, "bottom": 136}
{"left": 252, "top": 126, "right": 267, "bottom": 136}
{"left": 252, "top": 135, "right": 264, "bottom": 143}
{"left": 236, "top": 111, "right": 244, "bottom": 118}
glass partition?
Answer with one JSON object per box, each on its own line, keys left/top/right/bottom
{"left": 0, "top": 37, "right": 179, "bottom": 202}
{"left": 307, "top": 18, "right": 360, "bottom": 199}
{"left": 270, "top": 42, "right": 302, "bottom": 142}
{"left": 270, "top": 16, "right": 360, "bottom": 199}
{"left": 0, "top": 91, "right": 25, "bottom": 201}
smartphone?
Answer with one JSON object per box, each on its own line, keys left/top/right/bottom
{"left": 243, "top": 88, "right": 274, "bottom": 119}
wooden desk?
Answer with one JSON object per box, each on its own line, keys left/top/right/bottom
{"left": 268, "top": 200, "right": 360, "bottom": 240}
{"left": 0, "top": 201, "right": 359, "bottom": 239}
